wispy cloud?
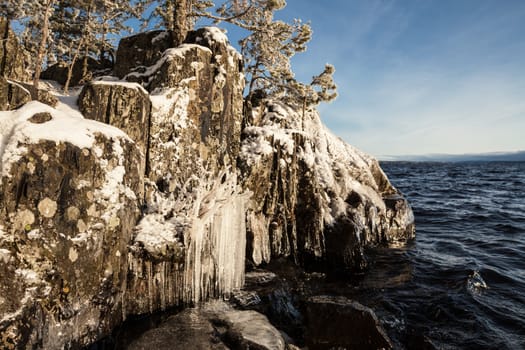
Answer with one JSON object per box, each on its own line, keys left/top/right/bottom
{"left": 283, "top": 0, "right": 525, "bottom": 156}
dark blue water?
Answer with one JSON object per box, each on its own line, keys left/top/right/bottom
{"left": 363, "top": 162, "right": 525, "bottom": 349}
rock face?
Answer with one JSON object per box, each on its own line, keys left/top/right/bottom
{"left": 0, "top": 102, "right": 143, "bottom": 347}
{"left": 78, "top": 81, "right": 151, "bottom": 171}
{"left": 0, "top": 20, "right": 59, "bottom": 111}
{"left": 114, "top": 30, "right": 175, "bottom": 79}
{"left": 41, "top": 57, "right": 112, "bottom": 87}
{"left": 77, "top": 27, "right": 248, "bottom": 318}
{"left": 240, "top": 102, "right": 415, "bottom": 274}
{"left": 0, "top": 25, "right": 415, "bottom": 348}
{"left": 0, "top": 77, "right": 31, "bottom": 111}
{"left": 0, "top": 18, "right": 26, "bottom": 81}
{"left": 0, "top": 19, "right": 30, "bottom": 112}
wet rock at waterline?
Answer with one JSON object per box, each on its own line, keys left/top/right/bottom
{"left": 305, "top": 295, "right": 393, "bottom": 349}
{"left": 127, "top": 301, "right": 285, "bottom": 350}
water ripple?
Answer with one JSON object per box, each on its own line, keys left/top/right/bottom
{"left": 372, "top": 161, "right": 525, "bottom": 349}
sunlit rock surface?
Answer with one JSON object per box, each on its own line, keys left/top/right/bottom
{"left": 78, "top": 80, "right": 151, "bottom": 171}
{"left": 114, "top": 30, "right": 176, "bottom": 80}
{"left": 0, "top": 77, "right": 31, "bottom": 111}
{"left": 0, "top": 18, "right": 27, "bottom": 82}
{"left": 0, "top": 102, "right": 142, "bottom": 347}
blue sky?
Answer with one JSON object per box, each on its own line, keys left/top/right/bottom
{"left": 226, "top": 0, "right": 525, "bottom": 157}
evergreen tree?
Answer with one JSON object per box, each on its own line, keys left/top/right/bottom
{"left": 310, "top": 63, "right": 338, "bottom": 104}
{"left": 0, "top": 0, "right": 28, "bottom": 23}
{"left": 146, "top": 0, "right": 337, "bottom": 109}
{"left": 143, "top": 0, "right": 214, "bottom": 43}
{"left": 213, "top": 1, "right": 317, "bottom": 104}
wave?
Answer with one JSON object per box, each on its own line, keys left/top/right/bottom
{"left": 376, "top": 161, "right": 525, "bottom": 349}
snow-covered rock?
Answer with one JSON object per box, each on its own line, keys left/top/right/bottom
{"left": 125, "top": 26, "right": 248, "bottom": 313}
{"left": 114, "top": 30, "right": 175, "bottom": 79}
{"left": 240, "top": 101, "right": 415, "bottom": 273}
{"left": 0, "top": 102, "right": 143, "bottom": 347}
{"left": 78, "top": 80, "right": 151, "bottom": 172}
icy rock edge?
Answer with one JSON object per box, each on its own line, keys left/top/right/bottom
{"left": 241, "top": 102, "right": 415, "bottom": 273}
{"left": 0, "top": 26, "right": 414, "bottom": 348}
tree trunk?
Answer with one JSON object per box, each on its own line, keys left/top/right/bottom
{"left": 32, "top": 0, "right": 55, "bottom": 98}
{"left": 81, "top": 46, "right": 89, "bottom": 81}
{"left": 63, "top": 41, "right": 82, "bottom": 93}
{"left": 173, "top": 0, "right": 191, "bottom": 44}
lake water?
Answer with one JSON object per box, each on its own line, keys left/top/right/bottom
{"left": 363, "top": 161, "right": 525, "bottom": 349}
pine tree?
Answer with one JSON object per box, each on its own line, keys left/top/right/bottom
{"left": 200, "top": 0, "right": 313, "bottom": 103}
{"left": 310, "top": 64, "right": 337, "bottom": 104}
{"left": 0, "top": 0, "right": 27, "bottom": 22}
{"left": 147, "top": 0, "right": 337, "bottom": 109}
{"left": 98, "top": 0, "right": 143, "bottom": 63}
{"left": 142, "top": 0, "right": 213, "bottom": 43}
{"left": 51, "top": 0, "right": 142, "bottom": 92}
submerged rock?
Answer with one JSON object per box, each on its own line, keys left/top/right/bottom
{"left": 127, "top": 301, "right": 285, "bottom": 350}
{"left": 305, "top": 295, "right": 393, "bottom": 349}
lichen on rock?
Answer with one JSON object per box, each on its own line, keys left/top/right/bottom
{"left": 0, "top": 102, "right": 142, "bottom": 348}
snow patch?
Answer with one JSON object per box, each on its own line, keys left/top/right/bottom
{"left": 0, "top": 101, "right": 130, "bottom": 177}
{"left": 200, "top": 26, "right": 229, "bottom": 45}
{"left": 151, "top": 31, "right": 169, "bottom": 44}
{"left": 0, "top": 248, "right": 11, "bottom": 263}
{"left": 125, "top": 44, "right": 212, "bottom": 83}
{"left": 15, "top": 269, "right": 40, "bottom": 284}
{"left": 91, "top": 80, "right": 148, "bottom": 95}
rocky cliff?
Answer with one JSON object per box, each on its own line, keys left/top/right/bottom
{"left": 241, "top": 102, "right": 414, "bottom": 274}
{"left": 0, "top": 25, "right": 414, "bottom": 348}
